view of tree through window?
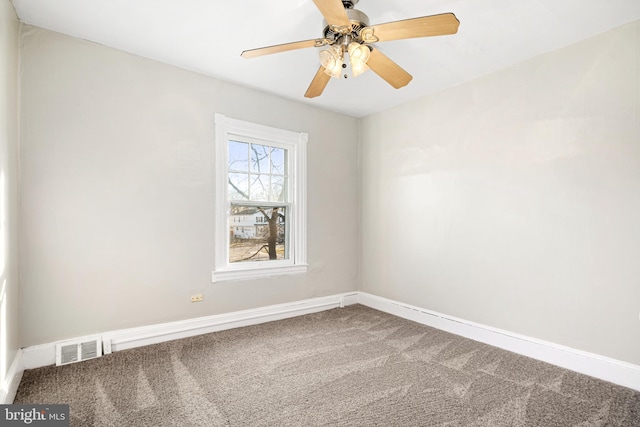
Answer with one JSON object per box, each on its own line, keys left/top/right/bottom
{"left": 228, "top": 140, "right": 289, "bottom": 263}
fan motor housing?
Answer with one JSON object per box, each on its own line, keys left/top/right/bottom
{"left": 322, "top": 8, "right": 370, "bottom": 43}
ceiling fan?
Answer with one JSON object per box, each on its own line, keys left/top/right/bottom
{"left": 241, "top": 0, "right": 460, "bottom": 98}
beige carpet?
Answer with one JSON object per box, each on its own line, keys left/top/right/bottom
{"left": 14, "top": 305, "right": 640, "bottom": 426}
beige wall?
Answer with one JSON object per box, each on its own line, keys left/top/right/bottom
{"left": 360, "top": 20, "right": 640, "bottom": 365}
{"left": 0, "top": 0, "right": 20, "bottom": 387}
{"left": 15, "top": 12, "right": 640, "bottom": 369}
{"left": 18, "top": 26, "right": 359, "bottom": 347}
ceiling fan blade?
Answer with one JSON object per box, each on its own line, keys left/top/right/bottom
{"left": 367, "top": 48, "right": 412, "bottom": 89}
{"left": 370, "top": 13, "right": 460, "bottom": 42}
{"left": 241, "top": 39, "right": 321, "bottom": 59}
{"left": 313, "top": 0, "right": 351, "bottom": 29}
{"left": 305, "top": 66, "right": 331, "bottom": 98}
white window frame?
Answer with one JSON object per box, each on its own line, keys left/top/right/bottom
{"left": 213, "top": 114, "right": 307, "bottom": 282}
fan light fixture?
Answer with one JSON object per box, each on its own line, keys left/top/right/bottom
{"left": 319, "top": 41, "right": 370, "bottom": 79}
{"left": 241, "top": 0, "right": 460, "bottom": 99}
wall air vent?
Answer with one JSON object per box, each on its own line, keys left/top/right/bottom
{"left": 56, "top": 337, "right": 102, "bottom": 366}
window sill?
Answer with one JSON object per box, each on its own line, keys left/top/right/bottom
{"left": 212, "top": 264, "right": 308, "bottom": 283}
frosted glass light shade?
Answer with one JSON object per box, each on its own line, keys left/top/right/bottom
{"left": 319, "top": 45, "right": 343, "bottom": 79}
{"left": 348, "top": 42, "right": 370, "bottom": 77}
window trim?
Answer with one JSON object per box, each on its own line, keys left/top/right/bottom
{"left": 213, "top": 114, "right": 307, "bottom": 282}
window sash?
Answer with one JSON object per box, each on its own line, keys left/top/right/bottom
{"left": 229, "top": 203, "right": 291, "bottom": 263}
{"left": 227, "top": 139, "right": 290, "bottom": 204}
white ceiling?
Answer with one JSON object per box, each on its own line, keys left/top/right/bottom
{"left": 11, "top": 0, "right": 640, "bottom": 117}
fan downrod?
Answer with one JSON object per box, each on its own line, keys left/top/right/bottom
{"left": 341, "top": 0, "right": 359, "bottom": 9}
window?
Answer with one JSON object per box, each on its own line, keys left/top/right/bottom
{"left": 213, "top": 114, "right": 307, "bottom": 282}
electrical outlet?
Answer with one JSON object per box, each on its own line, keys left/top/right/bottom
{"left": 191, "top": 293, "right": 204, "bottom": 303}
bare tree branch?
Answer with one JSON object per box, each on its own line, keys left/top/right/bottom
{"left": 228, "top": 178, "right": 249, "bottom": 200}
{"left": 238, "top": 244, "right": 269, "bottom": 261}
{"left": 257, "top": 207, "right": 269, "bottom": 219}
{"left": 250, "top": 145, "right": 269, "bottom": 174}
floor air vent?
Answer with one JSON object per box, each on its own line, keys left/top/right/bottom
{"left": 56, "top": 337, "right": 102, "bottom": 366}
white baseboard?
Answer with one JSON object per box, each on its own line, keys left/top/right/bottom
{"left": 21, "top": 292, "right": 359, "bottom": 370}
{"left": 357, "top": 292, "right": 640, "bottom": 392}
{"left": 0, "top": 349, "right": 24, "bottom": 404}
{"left": 15, "top": 291, "right": 640, "bottom": 393}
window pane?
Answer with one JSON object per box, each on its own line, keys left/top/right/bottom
{"left": 228, "top": 173, "right": 249, "bottom": 200}
{"left": 250, "top": 144, "right": 270, "bottom": 174}
{"left": 229, "top": 205, "right": 288, "bottom": 263}
{"left": 270, "top": 175, "right": 286, "bottom": 202}
{"left": 228, "top": 141, "right": 249, "bottom": 172}
{"left": 250, "top": 174, "right": 270, "bottom": 201}
{"left": 271, "top": 147, "right": 286, "bottom": 175}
